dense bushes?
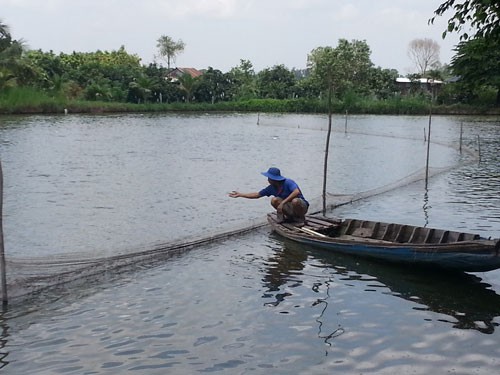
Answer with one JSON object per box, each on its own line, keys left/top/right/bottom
{"left": 2, "top": 86, "right": 497, "bottom": 115}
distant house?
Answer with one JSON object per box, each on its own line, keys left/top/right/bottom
{"left": 395, "top": 77, "right": 443, "bottom": 96}
{"left": 167, "top": 68, "right": 203, "bottom": 82}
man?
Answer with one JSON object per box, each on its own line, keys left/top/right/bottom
{"left": 229, "top": 167, "right": 309, "bottom": 225}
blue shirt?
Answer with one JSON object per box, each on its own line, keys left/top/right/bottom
{"left": 259, "top": 179, "right": 308, "bottom": 206}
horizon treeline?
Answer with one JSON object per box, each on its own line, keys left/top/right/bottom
{"left": 1, "top": 18, "right": 499, "bottom": 113}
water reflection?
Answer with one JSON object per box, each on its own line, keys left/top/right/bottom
{"left": 311, "top": 278, "right": 345, "bottom": 353}
{"left": 0, "top": 313, "right": 8, "bottom": 369}
{"left": 274, "top": 238, "right": 500, "bottom": 334}
{"left": 262, "top": 236, "right": 346, "bottom": 353}
{"left": 422, "top": 189, "right": 430, "bottom": 227}
{"left": 261, "top": 242, "right": 307, "bottom": 307}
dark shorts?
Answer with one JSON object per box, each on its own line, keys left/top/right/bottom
{"left": 283, "top": 198, "right": 308, "bottom": 216}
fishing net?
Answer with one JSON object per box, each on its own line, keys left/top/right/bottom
{"left": 0, "top": 114, "right": 481, "bottom": 302}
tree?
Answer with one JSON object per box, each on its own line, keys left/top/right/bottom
{"left": 177, "top": 73, "right": 199, "bottom": 102}
{"left": 407, "top": 38, "right": 441, "bottom": 76}
{"left": 0, "top": 19, "right": 34, "bottom": 89}
{"left": 195, "top": 67, "right": 230, "bottom": 103}
{"left": 308, "top": 39, "right": 373, "bottom": 100}
{"left": 307, "top": 39, "right": 374, "bottom": 213}
{"left": 128, "top": 75, "right": 153, "bottom": 103}
{"left": 367, "top": 67, "right": 398, "bottom": 100}
{"left": 143, "top": 63, "right": 183, "bottom": 103}
{"left": 0, "top": 20, "right": 10, "bottom": 44}
{"left": 430, "top": 0, "right": 500, "bottom": 40}
{"left": 451, "top": 36, "right": 500, "bottom": 105}
{"left": 227, "top": 59, "right": 257, "bottom": 100}
{"left": 156, "top": 35, "right": 185, "bottom": 70}
{"left": 52, "top": 48, "right": 142, "bottom": 100}
{"left": 256, "top": 64, "right": 296, "bottom": 99}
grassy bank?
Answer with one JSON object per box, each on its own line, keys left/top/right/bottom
{"left": 1, "top": 87, "right": 499, "bottom": 116}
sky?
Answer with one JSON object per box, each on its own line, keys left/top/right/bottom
{"left": 1, "top": 0, "right": 461, "bottom": 75}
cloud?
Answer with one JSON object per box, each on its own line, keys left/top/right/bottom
{"left": 1, "top": 0, "right": 463, "bottom": 74}
{"left": 333, "top": 4, "right": 359, "bottom": 21}
{"left": 144, "top": 0, "right": 243, "bottom": 19}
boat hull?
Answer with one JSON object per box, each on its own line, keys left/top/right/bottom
{"left": 267, "top": 214, "right": 500, "bottom": 272}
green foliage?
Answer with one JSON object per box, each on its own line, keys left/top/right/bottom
{"left": 194, "top": 67, "right": 230, "bottom": 103}
{"left": 0, "top": 67, "right": 16, "bottom": 90}
{"left": 451, "top": 35, "right": 500, "bottom": 105}
{"left": 0, "top": 86, "right": 65, "bottom": 113}
{"left": 256, "top": 64, "right": 297, "bottom": 99}
{"left": 143, "top": 63, "right": 183, "bottom": 103}
{"left": 367, "top": 67, "right": 398, "bottom": 100}
{"left": 176, "top": 73, "right": 200, "bottom": 102}
{"left": 127, "top": 75, "right": 154, "bottom": 103}
{"left": 1, "top": 17, "right": 499, "bottom": 113}
{"left": 431, "top": 0, "right": 500, "bottom": 40}
{"left": 227, "top": 59, "right": 257, "bottom": 100}
{"left": 308, "top": 39, "right": 374, "bottom": 100}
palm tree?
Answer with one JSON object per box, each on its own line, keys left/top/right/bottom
{"left": 0, "top": 20, "right": 10, "bottom": 39}
{"left": 0, "top": 20, "right": 19, "bottom": 89}
{"left": 177, "top": 73, "right": 199, "bottom": 102}
{"left": 156, "top": 35, "right": 185, "bottom": 70}
{"left": 128, "top": 76, "right": 153, "bottom": 103}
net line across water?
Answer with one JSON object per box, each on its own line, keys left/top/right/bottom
{"left": 2, "top": 117, "right": 479, "bottom": 302}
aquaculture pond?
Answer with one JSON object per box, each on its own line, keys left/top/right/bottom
{"left": 0, "top": 113, "right": 499, "bottom": 374}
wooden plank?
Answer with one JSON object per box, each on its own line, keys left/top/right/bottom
{"left": 306, "top": 216, "right": 337, "bottom": 227}
{"left": 298, "top": 227, "right": 328, "bottom": 238}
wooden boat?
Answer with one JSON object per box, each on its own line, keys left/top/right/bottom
{"left": 267, "top": 213, "right": 500, "bottom": 272}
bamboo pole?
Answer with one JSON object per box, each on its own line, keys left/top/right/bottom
{"left": 477, "top": 135, "right": 481, "bottom": 162}
{"left": 322, "top": 86, "right": 333, "bottom": 215}
{"left": 425, "top": 107, "right": 432, "bottom": 190}
{"left": 0, "top": 160, "right": 7, "bottom": 305}
{"left": 459, "top": 122, "right": 463, "bottom": 154}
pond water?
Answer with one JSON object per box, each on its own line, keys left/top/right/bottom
{"left": 0, "top": 113, "right": 499, "bottom": 374}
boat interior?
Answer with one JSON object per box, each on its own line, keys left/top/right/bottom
{"left": 303, "top": 216, "right": 481, "bottom": 244}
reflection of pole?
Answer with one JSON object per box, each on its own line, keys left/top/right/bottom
{"left": 0, "top": 160, "right": 7, "bottom": 305}
{"left": 322, "top": 86, "right": 333, "bottom": 215}
{"left": 422, "top": 189, "right": 429, "bottom": 227}
{"left": 425, "top": 107, "right": 432, "bottom": 190}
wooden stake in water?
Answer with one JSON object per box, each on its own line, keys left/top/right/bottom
{"left": 344, "top": 110, "right": 348, "bottom": 133}
{"left": 477, "top": 135, "right": 481, "bottom": 162}
{"left": 459, "top": 122, "right": 463, "bottom": 154}
{"left": 0, "top": 160, "right": 7, "bottom": 305}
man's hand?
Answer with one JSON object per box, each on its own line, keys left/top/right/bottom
{"left": 229, "top": 191, "right": 240, "bottom": 198}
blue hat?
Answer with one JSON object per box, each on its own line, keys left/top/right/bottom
{"left": 261, "top": 167, "right": 285, "bottom": 181}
